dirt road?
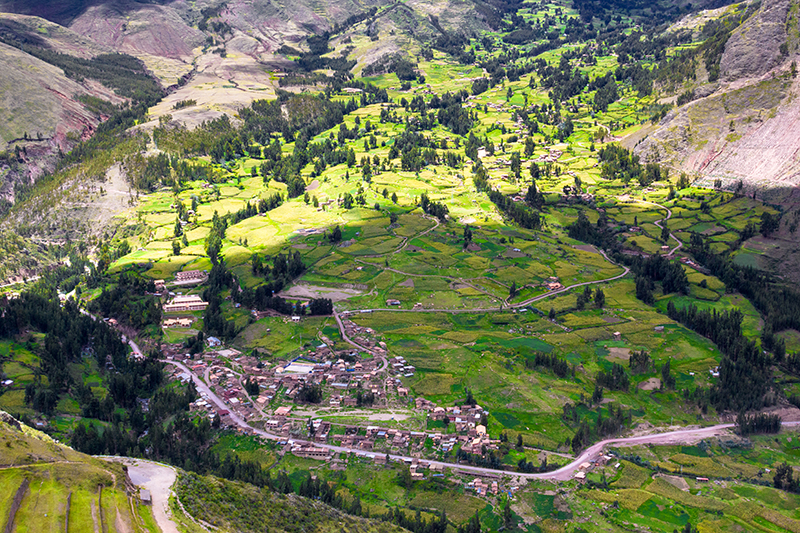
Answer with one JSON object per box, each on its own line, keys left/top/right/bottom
{"left": 103, "top": 457, "right": 179, "bottom": 533}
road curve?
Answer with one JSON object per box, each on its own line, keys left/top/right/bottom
{"left": 637, "top": 199, "right": 683, "bottom": 256}
{"left": 101, "top": 457, "right": 180, "bottom": 533}
{"left": 161, "top": 359, "right": 800, "bottom": 482}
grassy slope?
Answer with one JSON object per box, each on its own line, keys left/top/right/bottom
{"left": 0, "top": 411, "right": 157, "bottom": 533}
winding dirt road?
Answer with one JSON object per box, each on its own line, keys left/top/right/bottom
{"left": 638, "top": 199, "right": 683, "bottom": 256}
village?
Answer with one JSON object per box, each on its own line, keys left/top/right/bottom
{"left": 134, "top": 264, "right": 634, "bottom": 502}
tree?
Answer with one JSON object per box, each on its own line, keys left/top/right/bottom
{"left": 503, "top": 498, "right": 514, "bottom": 530}
{"left": 398, "top": 464, "right": 413, "bottom": 489}
{"left": 661, "top": 224, "right": 670, "bottom": 243}
{"left": 463, "top": 225, "right": 473, "bottom": 247}
{"left": 510, "top": 152, "right": 521, "bottom": 180}
{"left": 516, "top": 433, "right": 523, "bottom": 450}
{"left": 172, "top": 240, "right": 181, "bottom": 255}
{"left": 525, "top": 182, "right": 543, "bottom": 209}
{"left": 342, "top": 193, "right": 354, "bottom": 209}
{"left": 774, "top": 462, "right": 799, "bottom": 493}
{"left": 327, "top": 225, "right": 342, "bottom": 244}
{"left": 509, "top": 281, "right": 518, "bottom": 298}
{"left": 548, "top": 307, "right": 556, "bottom": 320}
{"left": 244, "top": 378, "right": 259, "bottom": 396}
{"left": 661, "top": 359, "right": 676, "bottom": 389}
{"left": 761, "top": 212, "right": 780, "bottom": 237}
{"left": 391, "top": 192, "right": 398, "bottom": 203}
{"left": 592, "top": 384, "right": 603, "bottom": 404}
{"left": 594, "top": 288, "right": 605, "bottom": 308}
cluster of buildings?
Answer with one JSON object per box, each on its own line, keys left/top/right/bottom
{"left": 466, "top": 476, "right": 500, "bottom": 495}
{"left": 174, "top": 270, "right": 208, "bottom": 286}
{"left": 389, "top": 356, "right": 416, "bottom": 378}
{"left": 336, "top": 316, "right": 387, "bottom": 355}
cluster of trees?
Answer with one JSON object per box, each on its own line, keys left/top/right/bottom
{"left": 688, "top": 235, "right": 800, "bottom": 359}
{"left": 629, "top": 349, "right": 652, "bottom": 374}
{"left": 576, "top": 285, "right": 604, "bottom": 310}
{"left": 774, "top": 462, "right": 800, "bottom": 493}
{"left": 596, "top": 362, "right": 629, "bottom": 391}
{"left": 598, "top": 144, "right": 667, "bottom": 186}
{"left": 308, "top": 298, "right": 333, "bottom": 315}
{"left": 419, "top": 193, "right": 449, "bottom": 220}
{"left": 568, "top": 402, "right": 632, "bottom": 452}
{"left": 89, "top": 272, "right": 162, "bottom": 330}
{"left": 525, "top": 352, "right": 573, "bottom": 378}
{"left": 487, "top": 188, "right": 541, "bottom": 230}
{"left": 296, "top": 384, "right": 323, "bottom": 404}
{"left": 228, "top": 193, "right": 284, "bottom": 226}
{"left": 628, "top": 254, "right": 689, "bottom": 303}
{"left": 568, "top": 210, "right": 619, "bottom": 251}
{"left": 667, "top": 302, "right": 772, "bottom": 412}
{"left": 735, "top": 412, "right": 781, "bottom": 436}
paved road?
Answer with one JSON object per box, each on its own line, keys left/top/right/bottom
{"left": 162, "top": 359, "right": 800, "bottom": 482}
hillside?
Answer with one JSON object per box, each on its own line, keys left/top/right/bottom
{"left": 633, "top": 0, "right": 800, "bottom": 192}
{"left": 176, "top": 472, "right": 409, "bottom": 533}
{"left": 0, "top": 410, "right": 157, "bottom": 532}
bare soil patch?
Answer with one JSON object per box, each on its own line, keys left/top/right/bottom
{"left": 659, "top": 474, "right": 690, "bottom": 491}
{"left": 573, "top": 244, "right": 599, "bottom": 254}
{"left": 607, "top": 347, "right": 631, "bottom": 362}
{"left": 279, "top": 284, "right": 363, "bottom": 302}
{"left": 398, "top": 278, "right": 415, "bottom": 288}
{"left": 638, "top": 377, "right": 662, "bottom": 391}
{"left": 306, "top": 179, "right": 320, "bottom": 191}
{"left": 466, "top": 242, "right": 481, "bottom": 252}
{"left": 407, "top": 245, "right": 424, "bottom": 252}
{"left": 702, "top": 226, "right": 726, "bottom": 235}
{"left": 603, "top": 316, "right": 622, "bottom": 324}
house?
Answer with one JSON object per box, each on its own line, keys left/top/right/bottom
{"left": 291, "top": 316, "right": 301, "bottom": 323}
{"left": 140, "top": 489, "right": 151, "bottom": 504}
{"left": 164, "top": 295, "right": 209, "bottom": 312}
{"left": 207, "top": 336, "right": 222, "bottom": 347}
{"left": 175, "top": 270, "right": 208, "bottom": 284}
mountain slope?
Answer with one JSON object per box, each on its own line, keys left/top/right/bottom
{"left": 0, "top": 411, "right": 156, "bottom": 532}
{"left": 0, "top": 35, "right": 126, "bottom": 197}
{"left": 633, "top": 0, "right": 800, "bottom": 192}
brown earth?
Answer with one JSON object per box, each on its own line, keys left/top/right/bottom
{"left": 638, "top": 378, "right": 662, "bottom": 391}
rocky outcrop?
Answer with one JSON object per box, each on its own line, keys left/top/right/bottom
{"left": 720, "top": 0, "right": 792, "bottom": 81}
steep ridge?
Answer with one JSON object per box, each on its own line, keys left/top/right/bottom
{"left": 634, "top": 0, "right": 800, "bottom": 191}
{"left": 0, "top": 37, "right": 126, "bottom": 197}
